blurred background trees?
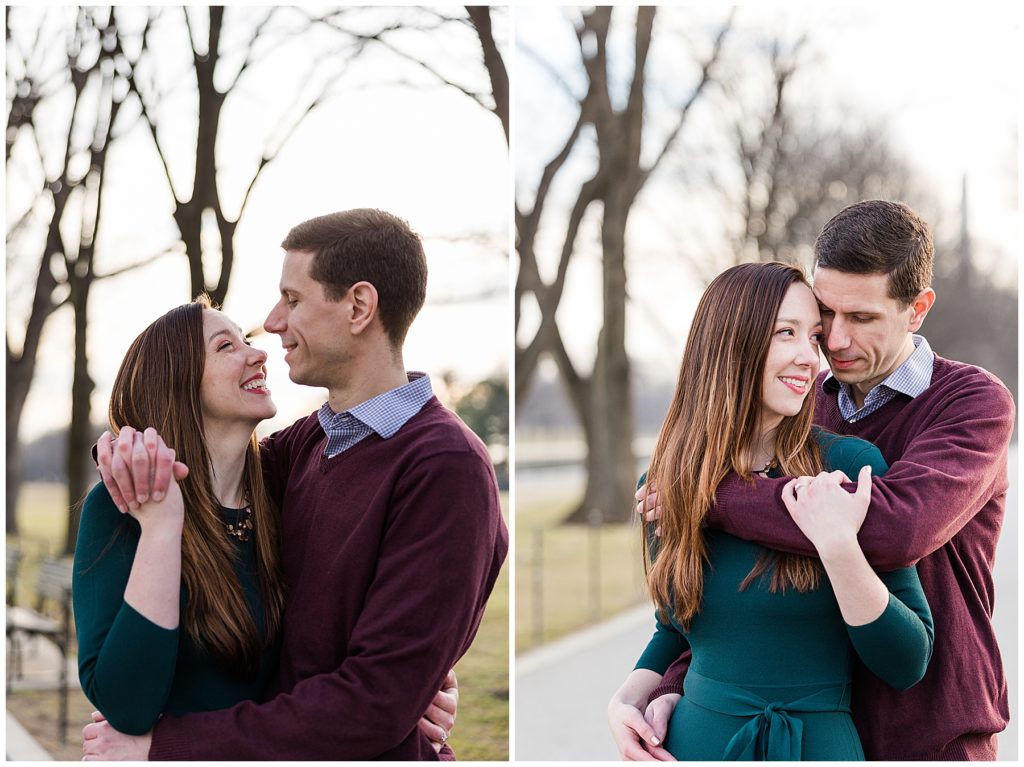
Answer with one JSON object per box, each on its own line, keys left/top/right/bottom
{"left": 516, "top": 7, "right": 1017, "bottom": 525}
{"left": 7, "top": 5, "right": 509, "bottom": 547}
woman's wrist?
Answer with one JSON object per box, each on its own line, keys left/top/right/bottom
{"left": 136, "top": 514, "right": 184, "bottom": 538}
{"left": 815, "top": 532, "right": 861, "bottom": 564}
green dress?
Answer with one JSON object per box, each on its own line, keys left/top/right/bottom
{"left": 73, "top": 483, "right": 278, "bottom": 735}
{"left": 635, "top": 430, "right": 933, "bottom": 760}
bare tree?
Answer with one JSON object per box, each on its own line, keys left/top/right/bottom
{"left": 311, "top": 7, "right": 509, "bottom": 145}
{"left": 8, "top": 6, "right": 510, "bottom": 543}
{"left": 677, "top": 33, "right": 932, "bottom": 284}
{"left": 6, "top": 8, "right": 159, "bottom": 541}
{"left": 516, "top": 8, "right": 730, "bottom": 523}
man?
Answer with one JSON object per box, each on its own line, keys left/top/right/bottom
{"left": 618, "top": 200, "right": 1014, "bottom": 760}
{"left": 85, "top": 209, "right": 509, "bottom": 759}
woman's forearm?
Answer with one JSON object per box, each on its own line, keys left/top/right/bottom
{"left": 123, "top": 516, "right": 182, "bottom": 629}
{"left": 818, "top": 538, "right": 889, "bottom": 626}
{"left": 611, "top": 668, "right": 665, "bottom": 709}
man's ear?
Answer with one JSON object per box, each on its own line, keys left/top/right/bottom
{"left": 907, "top": 287, "right": 936, "bottom": 332}
{"left": 348, "top": 282, "right": 379, "bottom": 336}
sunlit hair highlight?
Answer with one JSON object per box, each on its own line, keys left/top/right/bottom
{"left": 644, "top": 262, "right": 824, "bottom": 631}
{"left": 107, "top": 295, "right": 284, "bottom": 675}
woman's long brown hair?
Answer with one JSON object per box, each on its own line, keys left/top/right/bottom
{"left": 644, "top": 262, "right": 824, "bottom": 631}
{"left": 108, "top": 296, "right": 284, "bottom": 675}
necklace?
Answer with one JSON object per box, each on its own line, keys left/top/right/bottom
{"left": 225, "top": 499, "right": 254, "bottom": 542}
{"left": 751, "top": 457, "right": 778, "bottom": 476}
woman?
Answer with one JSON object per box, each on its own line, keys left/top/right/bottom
{"left": 607, "top": 263, "right": 933, "bottom": 760}
{"left": 74, "top": 297, "right": 453, "bottom": 751}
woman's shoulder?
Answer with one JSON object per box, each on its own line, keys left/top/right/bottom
{"left": 811, "top": 427, "right": 889, "bottom": 476}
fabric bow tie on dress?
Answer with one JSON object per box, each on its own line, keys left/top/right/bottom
{"left": 683, "top": 670, "right": 853, "bottom": 760}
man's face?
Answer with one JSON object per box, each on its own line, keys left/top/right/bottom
{"left": 812, "top": 267, "right": 920, "bottom": 398}
{"left": 264, "top": 249, "right": 352, "bottom": 388}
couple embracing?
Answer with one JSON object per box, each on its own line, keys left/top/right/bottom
{"left": 75, "top": 209, "right": 508, "bottom": 760}
{"left": 609, "top": 200, "right": 1013, "bottom": 761}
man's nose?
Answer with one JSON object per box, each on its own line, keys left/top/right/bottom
{"left": 826, "top": 318, "right": 850, "bottom": 352}
{"left": 264, "top": 304, "right": 284, "bottom": 334}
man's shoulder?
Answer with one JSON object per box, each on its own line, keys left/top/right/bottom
{"left": 399, "top": 399, "right": 490, "bottom": 457}
{"left": 932, "top": 354, "right": 1011, "bottom": 394}
{"left": 926, "top": 355, "right": 1015, "bottom": 417}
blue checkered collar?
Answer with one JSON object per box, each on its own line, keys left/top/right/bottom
{"left": 823, "top": 334, "right": 934, "bottom": 400}
{"left": 318, "top": 372, "right": 433, "bottom": 440}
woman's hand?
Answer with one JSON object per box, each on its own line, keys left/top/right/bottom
{"left": 608, "top": 669, "right": 676, "bottom": 761}
{"left": 129, "top": 474, "right": 185, "bottom": 534}
{"left": 782, "top": 466, "right": 872, "bottom": 558}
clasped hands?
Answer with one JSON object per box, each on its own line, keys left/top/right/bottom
{"left": 94, "top": 426, "right": 188, "bottom": 515}
{"left": 635, "top": 466, "right": 873, "bottom": 552}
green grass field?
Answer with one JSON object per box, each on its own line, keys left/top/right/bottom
{"left": 8, "top": 482, "right": 509, "bottom": 760}
{"left": 514, "top": 488, "right": 648, "bottom": 654}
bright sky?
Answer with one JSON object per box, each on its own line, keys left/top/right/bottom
{"left": 8, "top": 7, "right": 510, "bottom": 441}
{"left": 515, "top": 5, "right": 1019, "bottom": 379}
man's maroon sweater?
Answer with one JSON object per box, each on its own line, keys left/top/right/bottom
{"left": 149, "top": 397, "right": 508, "bottom": 760}
{"left": 654, "top": 354, "right": 1014, "bottom": 760}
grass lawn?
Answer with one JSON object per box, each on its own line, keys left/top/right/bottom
{"left": 514, "top": 487, "right": 648, "bottom": 654}
{"left": 8, "top": 483, "right": 509, "bottom": 761}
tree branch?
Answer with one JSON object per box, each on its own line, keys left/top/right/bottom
{"left": 639, "top": 13, "right": 732, "bottom": 186}
{"left": 466, "top": 6, "right": 509, "bottom": 144}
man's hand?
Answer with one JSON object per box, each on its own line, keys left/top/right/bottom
{"left": 82, "top": 712, "right": 152, "bottom": 761}
{"left": 96, "top": 427, "right": 189, "bottom": 514}
{"left": 642, "top": 693, "right": 681, "bottom": 760}
{"left": 635, "top": 482, "right": 662, "bottom": 535}
{"left": 418, "top": 668, "right": 458, "bottom": 752}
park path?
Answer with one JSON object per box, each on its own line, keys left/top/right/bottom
{"left": 516, "top": 447, "right": 1018, "bottom": 762}
{"left": 515, "top": 603, "right": 654, "bottom": 761}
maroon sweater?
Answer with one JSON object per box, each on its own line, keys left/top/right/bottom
{"left": 655, "top": 354, "right": 1014, "bottom": 760}
{"left": 149, "top": 398, "right": 508, "bottom": 760}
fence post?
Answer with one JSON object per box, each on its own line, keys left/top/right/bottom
{"left": 532, "top": 527, "right": 544, "bottom": 647}
{"left": 587, "top": 508, "right": 602, "bottom": 622}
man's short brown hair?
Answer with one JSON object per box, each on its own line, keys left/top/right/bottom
{"left": 814, "top": 200, "right": 934, "bottom": 305}
{"left": 281, "top": 209, "right": 427, "bottom": 346}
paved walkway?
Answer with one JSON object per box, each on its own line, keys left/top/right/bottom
{"left": 516, "top": 603, "right": 654, "bottom": 760}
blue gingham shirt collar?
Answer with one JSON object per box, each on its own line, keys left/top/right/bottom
{"left": 317, "top": 372, "right": 433, "bottom": 457}
{"left": 824, "top": 335, "right": 934, "bottom": 422}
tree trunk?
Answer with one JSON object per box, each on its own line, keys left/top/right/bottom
{"left": 64, "top": 274, "right": 96, "bottom": 554}
{"left": 6, "top": 394, "right": 26, "bottom": 534}
{"left": 567, "top": 181, "right": 637, "bottom": 524}
{"left": 6, "top": 208, "right": 66, "bottom": 534}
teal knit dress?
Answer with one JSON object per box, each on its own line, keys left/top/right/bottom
{"left": 72, "top": 483, "right": 278, "bottom": 736}
{"left": 635, "top": 430, "right": 933, "bottom": 760}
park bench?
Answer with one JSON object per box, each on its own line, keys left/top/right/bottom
{"left": 6, "top": 556, "right": 75, "bottom": 746}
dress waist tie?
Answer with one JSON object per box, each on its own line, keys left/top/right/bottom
{"left": 683, "top": 670, "right": 852, "bottom": 761}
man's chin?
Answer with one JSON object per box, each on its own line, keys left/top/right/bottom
{"left": 286, "top": 368, "right": 318, "bottom": 388}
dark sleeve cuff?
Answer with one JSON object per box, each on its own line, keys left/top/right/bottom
{"left": 647, "top": 682, "right": 684, "bottom": 706}
{"left": 149, "top": 716, "right": 190, "bottom": 761}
